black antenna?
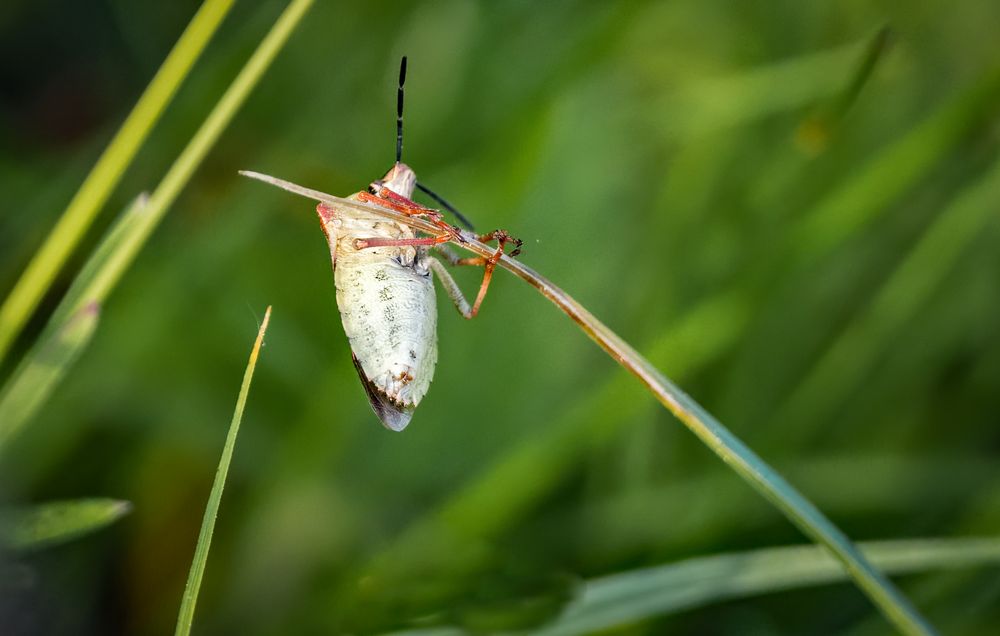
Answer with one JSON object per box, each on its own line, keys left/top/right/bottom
{"left": 396, "top": 56, "right": 407, "bottom": 163}
{"left": 416, "top": 182, "right": 475, "bottom": 230}
{"left": 395, "top": 57, "right": 474, "bottom": 231}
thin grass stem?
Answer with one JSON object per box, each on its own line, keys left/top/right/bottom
{"left": 174, "top": 306, "right": 271, "bottom": 636}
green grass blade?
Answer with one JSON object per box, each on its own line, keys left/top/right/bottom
{"left": 828, "top": 26, "right": 893, "bottom": 120}
{"left": 0, "top": 498, "right": 132, "bottom": 551}
{"left": 0, "top": 195, "right": 146, "bottom": 452}
{"left": 174, "top": 306, "right": 271, "bottom": 636}
{"left": 0, "top": 0, "right": 236, "bottom": 364}
{"left": 0, "top": 303, "right": 100, "bottom": 449}
{"left": 536, "top": 538, "right": 1000, "bottom": 636}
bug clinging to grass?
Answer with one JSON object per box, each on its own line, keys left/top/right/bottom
{"left": 310, "top": 56, "right": 522, "bottom": 432}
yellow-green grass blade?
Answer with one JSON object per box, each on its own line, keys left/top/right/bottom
{"left": 0, "top": 0, "right": 236, "bottom": 364}
{"left": 0, "top": 498, "right": 132, "bottom": 551}
{"left": 174, "top": 306, "right": 271, "bottom": 636}
{"left": 536, "top": 538, "right": 1000, "bottom": 636}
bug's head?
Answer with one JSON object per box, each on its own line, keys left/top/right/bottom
{"left": 371, "top": 162, "right": 416, "bottom": 198}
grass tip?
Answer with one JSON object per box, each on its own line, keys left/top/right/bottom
{"left": 110, "top": 499, "right": 134, "bottom": 517}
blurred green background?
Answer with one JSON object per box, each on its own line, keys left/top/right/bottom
{"left": 2, "top": 0, "right": 1000, "bottom": 634}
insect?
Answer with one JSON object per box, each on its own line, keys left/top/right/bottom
{"left": 314, "top": 57, "right": 521, "bottom": 431}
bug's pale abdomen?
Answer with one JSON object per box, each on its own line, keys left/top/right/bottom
{"left": 333, "top": 230, "right": 438, "bottom": 426}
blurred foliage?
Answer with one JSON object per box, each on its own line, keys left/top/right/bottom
{"left": 0, "top": 498, "right": 131, "bottom": 552}
{"left": 1, "top": 1, "right": 999, "bottom": 634}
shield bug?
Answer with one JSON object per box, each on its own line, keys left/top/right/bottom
{"left": 314, "top": 57, "right": 521, "bottom": 431}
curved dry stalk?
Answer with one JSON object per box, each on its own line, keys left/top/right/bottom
{"left": 239, "top": 170, "right": 936, "bottom": 636}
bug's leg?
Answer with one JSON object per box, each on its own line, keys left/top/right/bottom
{"left": 433, "top": 243, "right": 472, "bottom": 265}
{"left": 428, "top": 230, "right": 522, "bottom": 318}
{"left": 428, "top": 257, "right": 477, "bottom": 319}
{"left": 353, "top": 234, "right": 451, "bottom": 250}
{"left": 435, "top": 230, "right": 522, "bottom": 267}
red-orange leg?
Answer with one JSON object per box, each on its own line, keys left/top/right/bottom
{"left": 353, "top": 234, "right": 451, "bottom": 250}
{"left": 432, "top": 229, "right": 522, "bottom": 318}
{"left": 376, "top": 187, "right": 435, "bottom": 212}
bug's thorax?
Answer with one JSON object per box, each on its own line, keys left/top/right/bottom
{"left": 322, "top": 162, "right": 421, "bottom": 249}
